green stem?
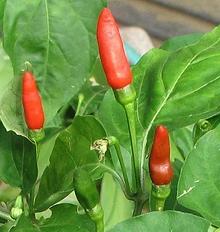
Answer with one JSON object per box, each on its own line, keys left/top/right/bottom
{"left": 108, "top": 136, "right": 131, "bottom": 194}
{"left": 0, "top": 210, "right": 14, "bottom": 222}
{"left": 96, "top": 220, "right": 104, "bottom": 232}
{"left": 124, "top": 102, "right": 141, "bottom": 193}
{"left": 29, "top": 189, "right": 35, "bottom": 216}
{"left": 133, "top": 199, "right": 144, "bottom": 216}
{"left": 75, "top": 94, "right": 84, "bottom": 116}
{"left": 85, "top": 163, "right": 134, "bottom": 200}
{"left": 88, "top": 204, "right": 104, "bottom": 232}
{"left": 150, "top": 184, "right": 171, "bottom": 211}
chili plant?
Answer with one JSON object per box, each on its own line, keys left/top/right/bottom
{"left": 0, "top": 1, "right": 220, "bottom": 232}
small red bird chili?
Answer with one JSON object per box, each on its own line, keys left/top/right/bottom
{"left": 22, "top": 71, "right": 45, "bottom": 130}
{"left": 149, "top": 125, "right": 173, "bottom": 185}
{"left": 97, "top": 8, "right": 132, "bottom": 89}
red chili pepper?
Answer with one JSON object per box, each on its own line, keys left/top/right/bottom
{"left": 149, "top": 125, "right": 173, "bottom": 185}
{"left": 22, "top": 71, "right": 45, "bottom": 130}
{"left": 97, "top": 8, "right": 132, "bottom": 89}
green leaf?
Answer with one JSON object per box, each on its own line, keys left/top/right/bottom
{"left": 178, "top": 125, "right": 220, "bottom": 227}
{"left": 164, "top": 159, "right": 183, "bottom": 210}
{"left": 0, "top": 41, "right": 13, "bottom": 101}
{"left": 0, "top": 0, "right": 6, "bottom": 33}
{"left": 171, "top": 127, "right": 194, "bottom": 159}
{"left": 0, "top": 123, "right": 37, "bottom": 193}
{"left": 137, "top": 26, "right": 220, "bottom": 131}
{"left": 1, "top": 0, "right": 106, "bottom": 135}
{"left": 101, "top": 174, "right": 133, "bottom": 231}
{"left": 91, "top": 57, "right": 108, "bottom": 86}
{"left": 0, "top": 185, "right": 20, "bottom": 202}
{"left": 11, "top": 204, "right": 95, "bottom": 232}
{"left": 109, "top": 211, "right": 210, "bottom": 232}
{"left": 135, "top": 26, "right": 220, "bottom": 172}
{"left": 0, "top": 221, "right": 15, "bottom": 232}
{"left": 151, "top": 26, "right": 220, "bottom": 128}
{"left": 34, "top": 116, "right": 106, "bottom": 212}
{"left": 37, "top": 134, "right": 57, "bottom": 178}
{"left": 134, "top": 48, "right": 168, "bottom": 131}
{"left": 73, "top": 78, "right": 107, "bottom": 116}
{"left": 193, "top": 114, "right": 220, "bottom": 144}
{"left": 161, "top": 33, "right": 203, "bottom": 52}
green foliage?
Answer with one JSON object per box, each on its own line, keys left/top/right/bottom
{"left": 1, "top": 1, "right": 220, "bottom": 231}
{"left": 11, "top": 204, "right": 96, "bottom": 232}
{"left": 109, "top": 211, "right": 210, "bottom": 232}
{"left": 178, "top": 125, "right": 220, "bottom": 227}
{"left": 34, "top": 116, "right": 107, "bottom": 212}
{"left": 0, "top": 0, "right": 6, "bottom": 33}
{"left": 101, "top": 174, "right": 133, "bottom": 230}
{"left": 161, "top": 33, "right": 204, "bottom": 51}
{"left": 0, "top": 123, "right": 37, "bottom": 193}
{"left": 73, "top": 168, "right": 99, "bottom": 210}
{"left": 1, "top": 0, "right": 106, "bottom": 136}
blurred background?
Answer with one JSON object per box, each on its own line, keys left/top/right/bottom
{"left": 110, "top": 0, "right": 220, "bottom": 47}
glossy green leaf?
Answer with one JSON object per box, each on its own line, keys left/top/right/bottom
{"left": 101, "top": 174, "right": 133, "bottom": 231}
{"left": 134, "top": 48, "right": 168, "bottom": 129}
{"left": 37, "top": 134, "right": 57, "bottom": 178}
{"left": 0, "top": 123, "right": 37, "bottom": 193}
{"left": 1, "top": 0, "right": 106, "bottom": 136}
{"left": 91, "top": 57, "right": 108, "bottom": 86}
{"left": 161, "top": 33, "right": 203, "bottom": 52}
{"left": 34, "top": 116, "right": 106, "bottom": 212}
{"left": 135, "top": 26, "right": 220, "bottom": 174}
{"left": 11, "top": 204, "right": 95, "bottom": 232}
{"left": 145, "top": 26, "right": 220, "bottom": 129}
{"left": 164, "top": 159, "right": 183, "bottom": 210}
{"left": 109, "top": 211, "right": 210, "bottom": 232}
{"left": 74, "top": 78, "right": 107, "bottom": 116}
{"left": 0, "top": 41, "right": 13, "bottom": 101}
{"left": 193, "top": 114, "right": 220, "bottom": 144}
{"left": 171, "top": 127, "right": 193, "bottom": 158}
{"left": 133, "top": 48, "right": 169, "bottom": 176}
{"left": 0, "top": 0, "right": 5, "bottom": 32}
{"left": 0, "top": 221, "right": 15, "bottom": 232}
{"left": 0, "top": 184, "right": 20, "bottom": 202}
{"left": 178, "top": 125, "right": 220, "bottom": 227}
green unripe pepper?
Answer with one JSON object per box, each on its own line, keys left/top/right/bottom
{"left": 73, "top": 169, "right": 104, "bottom": 232}
{"left": 73, "top": 168, "right": 99, "bottom": 210}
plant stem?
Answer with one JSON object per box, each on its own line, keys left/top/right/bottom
{"left": 133, "top": 199, "right": 144, "bottom": 216}
{"left": 96, "top": 219, "right": 104, "bottom": 232}
{"left": 0, "top": 210, "right": 14, "bottom": 222}
{"left": 108, "top": 136, "right": 131, "bottom": 194}
{"left": 85, "top": 163, "right": 134, "bottom": 200}
{"left": 88, "top": 204, "right": 104, "bottom": 232}
{"left": 29, "top": 188, "right": 35, "bottom": 216}
{"left": 99, "top": 163, "right": 134, "bottom": 200}
{"left": 75, "top": 94, "right": 84, "bottom": 116}
{"left": 124, "top": 102, "right": 141, "bottom": 193}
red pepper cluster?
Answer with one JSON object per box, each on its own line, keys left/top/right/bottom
{"left": 97, "top": 8, "right": 173, "bottom": 186}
